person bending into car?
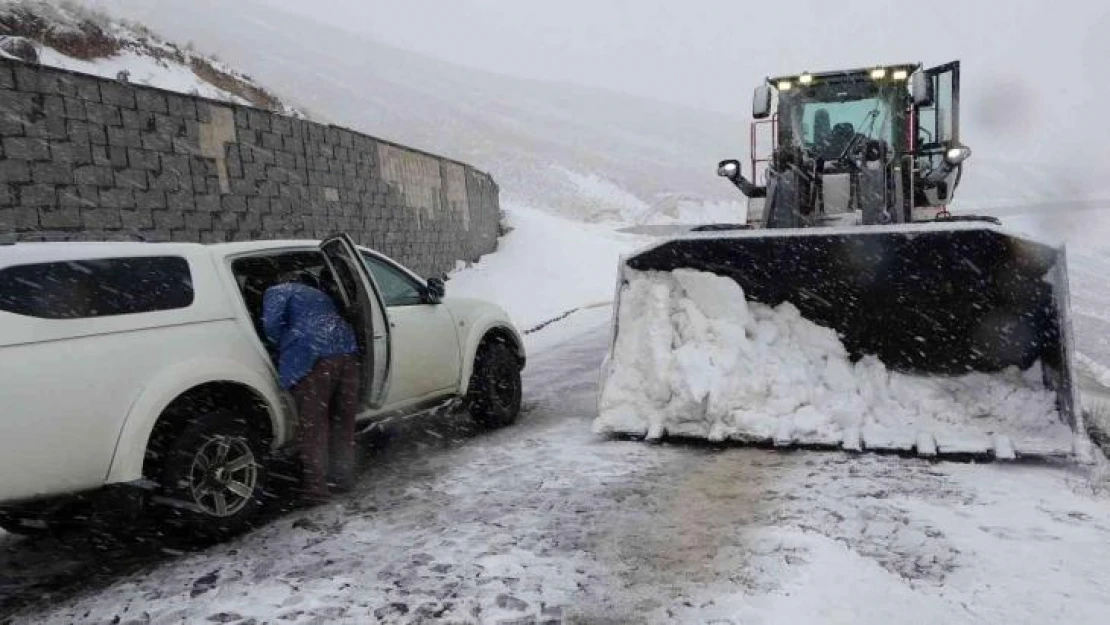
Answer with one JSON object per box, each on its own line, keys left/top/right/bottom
{"left": 262, "top": 269, "right": 360, "bottom": 504}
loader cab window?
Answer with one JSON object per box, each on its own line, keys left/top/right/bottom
{"left": 781, "top": 81, "right": 898, "bottom": 161}
{"left": 800, "top": 98, "right": 892, "bottom": 159}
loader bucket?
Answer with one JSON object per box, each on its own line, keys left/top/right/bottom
{"left": 603, "top": 222, "right": 1085, "bottom": 460}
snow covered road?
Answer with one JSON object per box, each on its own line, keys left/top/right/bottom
{"left": 5, "top": 308, "right": 1110, "bottom": 624}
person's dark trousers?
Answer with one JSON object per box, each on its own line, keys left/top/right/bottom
{"left": 291, "top": 354, "right": 361, "bottom": 501}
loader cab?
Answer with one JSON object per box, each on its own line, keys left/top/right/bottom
{"left": 724, "top": 61, "right": 969, "bottom": 227}
{"left": 747, "top": 65, "right": 918, "bottom": 225}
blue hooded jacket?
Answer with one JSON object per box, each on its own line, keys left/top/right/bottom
{"left": 262, "top": 282, "right": 359, "bottom": 389}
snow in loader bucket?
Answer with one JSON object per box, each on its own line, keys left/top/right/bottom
{"left": 595, "top": 222, "right": 1088, "bottom": 461}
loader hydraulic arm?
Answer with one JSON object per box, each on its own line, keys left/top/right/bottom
{"left": 717, "top": 160, "right": 767, "bottom": 198}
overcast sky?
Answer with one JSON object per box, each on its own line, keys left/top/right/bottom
{"left": 88, "top": 0, "right": 1110, "bottom": 173}
{"left": 252, "top": 0, "right": 1108, "bottom": 115}
{"left": 239, "top": 0, "right": 1110, "bottom": 169}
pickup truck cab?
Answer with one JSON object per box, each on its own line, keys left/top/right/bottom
{"left": 0, "top": 234, "right": 524, "bottom": 536}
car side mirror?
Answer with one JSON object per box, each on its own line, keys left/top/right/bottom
{"left": 911, "top": 71, "right": 932, "bottom": 106}
{"left": 425, "top": 276, "right": 446, "bottom": 303}
{"left": 753, "top": 85, "right": 772, "bottom": 119}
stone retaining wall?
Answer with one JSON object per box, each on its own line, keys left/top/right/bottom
{"left": 0, "top": 58, "right": 500, "bottom": 277}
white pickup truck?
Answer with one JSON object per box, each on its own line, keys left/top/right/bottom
{"left": 0, "top": 234, "right": 524, "bottom": 536}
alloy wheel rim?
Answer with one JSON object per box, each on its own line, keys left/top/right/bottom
{"left": 188, "top": 435, "right": 258, "bottom": 517}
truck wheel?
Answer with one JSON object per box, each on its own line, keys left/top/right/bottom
{"left": 467, "top": 342, "right": 522, "bottom": 428}
{"left": 161, "top": 410, "right": 268, "bottom": 538}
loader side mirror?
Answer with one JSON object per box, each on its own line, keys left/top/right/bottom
{"left": 717, "top": 159, "right": 767, "bottom": 199}
{"left": 718, "top": 159, "right": 742, "bottom": 180}
{"left": 753, "top": 85, "right": 772, "bottom": 119}
{"left": 911, "top": 71, "right": 932, "bottom": 106}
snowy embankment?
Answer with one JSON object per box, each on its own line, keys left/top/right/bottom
{"left": 2, "top": 0, "right": 295, "bottom": 114}
{"left": 38, "top": 46, "right": 246, "bottom": 103}
{"left": 448, "top": 204, "right": 646, "bottom": 341}
{"left": 596, "top": 269, "right": 1076, "bottom": 455}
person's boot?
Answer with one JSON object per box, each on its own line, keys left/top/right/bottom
{"left": 297, "top": 481, "right": 331, "bottom": 507}
{"left": 326, "top": 472, "right": 355, "bottom": 494}
{"left": 327, "top": 452, "right": 357, "bottom": 494}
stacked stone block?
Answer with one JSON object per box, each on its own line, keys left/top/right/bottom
{"left": 0, "top": 58, "right": 500, "bottom": 278}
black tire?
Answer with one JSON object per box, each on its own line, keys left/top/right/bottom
{"left": 160, "top": 410, "right": 268, "bottom": 539}
{"left": 467, "top": 342, "right": 523, "bottom": 428}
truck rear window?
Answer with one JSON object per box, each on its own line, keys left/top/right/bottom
{"left": 0, "top": 256, "right": 194, "bottom": 319}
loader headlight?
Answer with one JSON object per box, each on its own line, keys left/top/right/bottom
{"left": 945, "top": 146, "right": 972, "bottom": 165}
{"left": 777, "top": 80, "right": 792, "bottom": 91}
{"left": 870, "top": 67, "right": 887, "bottom": 80}
{"left": 892, "top": 69, "right": 909, "bottom": 80}
{"left": 798, "top": 73, "right": 813, "bottom": 85}
{"left": 718, "top": 160, "right": 740, "bottom": 178}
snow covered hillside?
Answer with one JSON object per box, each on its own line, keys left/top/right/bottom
{"left": 0, "top": 0, "right": 296, "bottom": 114}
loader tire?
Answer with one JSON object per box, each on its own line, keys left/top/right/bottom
{"left": 467, "top": 342, "right": 522, "bottom": 428}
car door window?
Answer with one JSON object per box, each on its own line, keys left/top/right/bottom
{"left": 321, "top": 235, "right": 393, "bottom": 409}
{"left": 360, "top": 253, "right": 426, "bottom": 307}
{"left": 230, "top": 250, "right": 331, "bottom": 357}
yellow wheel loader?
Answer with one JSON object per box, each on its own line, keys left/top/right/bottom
{"left": 598, "top": 62, "right": 1087, "bottom": 460}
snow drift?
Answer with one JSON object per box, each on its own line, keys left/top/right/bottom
{"left": 595, "top": 269, "right": 1076, "bottom": 455}
{"left": 448, "top": 204, "right": 647, "bottom": 330}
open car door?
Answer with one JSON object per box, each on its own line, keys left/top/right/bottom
{"left": 914, "top": 61, "right": 961, "bottom": 205}
{"left": 320, "top": 233, "right": 392, "bottom": 410}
